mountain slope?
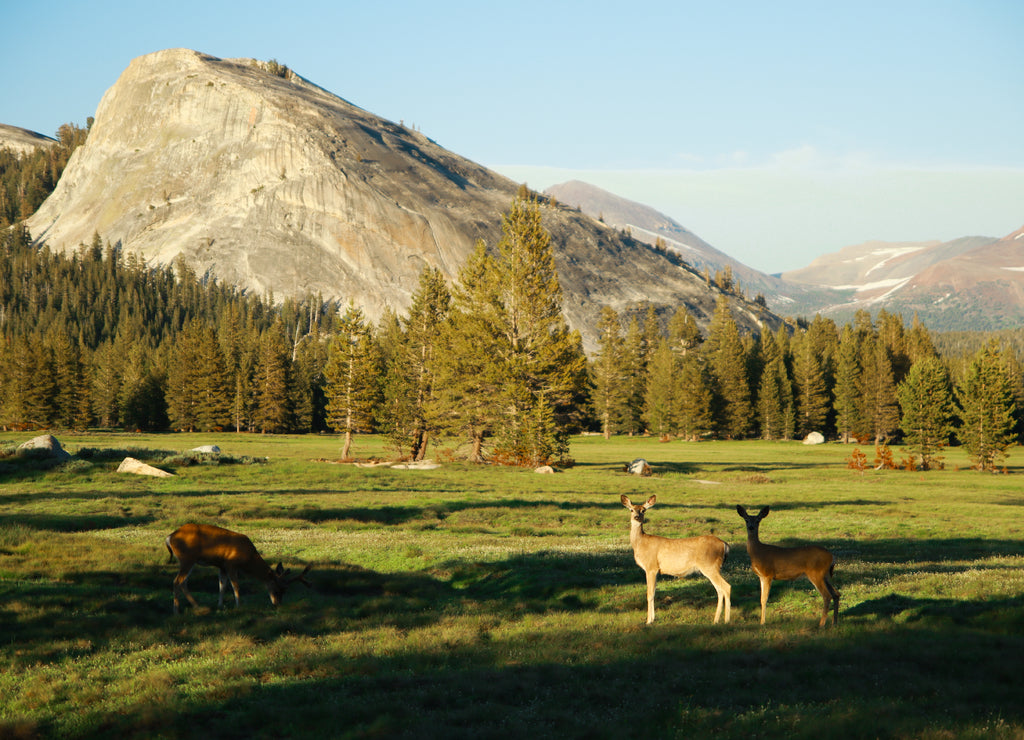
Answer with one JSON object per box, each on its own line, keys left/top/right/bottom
{"left": 544, "top": 179, "right": 837, "bottom": 316}
{"left": 26, "top": 49, "right": 781, "bottom": 350}
{"left": 0, "top": 123, "right": 56, "bottom": 154}
{"left": 779, "top": 231, "right": 1024, "bottom": 330}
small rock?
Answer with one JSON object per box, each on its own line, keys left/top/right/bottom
{"left": 117, "top": 457, "right": 174, "bottom": 477}
{"left": 803, "top": 431, "right": 826, "bottom": 445}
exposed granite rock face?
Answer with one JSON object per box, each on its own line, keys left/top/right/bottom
{"left": 0, "top": 123, "right": 56, "bottom": 154}
{"left": 27, "top": 49, "right": 783, "bottom": 349}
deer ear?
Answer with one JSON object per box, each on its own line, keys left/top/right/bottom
{"left": 645, "top": 495, "right": 657, "bottom": 507}
{"left": 621, "top": 494, "right": 632, "bottom": 507}
{"left": 759, "top": 507, "right": 771, "bottom": 518}
{"left": 275, "top": 562, "right": 285, "bottom": 576}
{"left": 736, "top": 505, "right": 746, "bottom": 516}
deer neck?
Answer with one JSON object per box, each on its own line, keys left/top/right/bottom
{"left": 744, "top": 528, "right": 764, "bottom": 557}
{"left": 244, "top": 553, "right": 277, "bottom": 582}
{"left": 629, "top": 519, "right": 647, "bottom": 549}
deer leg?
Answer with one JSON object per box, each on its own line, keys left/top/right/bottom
{"left": 758, "top": 575, "right": 772, "bottom": 624}
{"left": 174, "top": 567, "right": 199, "bottom": 614}
{"left": 228, "top": 572, "right": 242, "bottom": 608}
{"left": 826, "top": 577, "right": 840, "bottom": 626}
{"left": 217, "top": 570, "right": 229, "bottom": 608}
{"left": 645, "top": 569, "right": 659, "bottom": 624}
{"left": 809, "top": 574, "right": 833, "bottom": 627}
{"left": 702, "top": 568, "right": 732, "bottom": 624}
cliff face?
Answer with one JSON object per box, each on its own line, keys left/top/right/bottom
{"left": 27, "top": 49, "right": 782, "bottom": 348}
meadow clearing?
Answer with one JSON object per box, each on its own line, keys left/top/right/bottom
{"left": 1, "top": 432, "right": 1022, "bottom": 739}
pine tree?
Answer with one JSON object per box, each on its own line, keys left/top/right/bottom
{"left": 591, "top": 306, "right": 629, "bottom": 438}
{"left": 675, "top": 352, "right": 714, "bottom": 441}
{"left": 793, "top": 332, "right": 829, "bottom": 438}
{"left": 46, "top": 326, "right": 91, "bottom": 429}
{"left": 833, "top": 325, "right": 862, "bottom": 443}
{"left": 757, "top": 330, "right": 792, "bottom": 440}
{"left": 324, "top": 304, "right": 381, "bottom": 459}
{"left": 444, "top": 195, "right": 587, "bottom": 465}
{"left": 400, "top": 267, "right": 451, "bottom": 459}
{"left": 668, "top": 305, "right": 702, "bottom": 356}
{"left": 255, "top": 324, "right": 294, "bottom": 434}
{"left": 378, "top": 308, "right": 418, "bottom": 456}
{"left": 429, "top": 241, "right": 503, "bottom": 461}
{"left": 643, "top": 338, "right": 678, "bottom": 436}
{"left": 704, "top": 297, "right": 751, "bottom": 439}
{"left": 166, "top": 321, "right": 204, "bottom": 432}
{"left": 898, "top": 357, "right": 957, "bottom": 470}
{"left": 195, "top": 325, "right": 232, "bottom": 431}
{"left": 858, "top": 335, "right": 900, "bottom": 445}
{"left": 957, "top": 341, "right": 1017, "bottom": 471}
{"left": 620, "top": 316, "right": 647, "bottom": 435}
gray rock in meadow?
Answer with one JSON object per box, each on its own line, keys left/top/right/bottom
{"left": 803, "top": 431, "right": 826, "bottom": 445}
{"left": 627, "top": 458, "right": 652, "bottom": 476}
{"left": 17, "top": 434, "right": 71, "bottom": 460}
{"left": 117, "top": 457, "right": 174, "bottom": 477}
{"left": 191, "top": 445, "right": 221, "bottom": 454}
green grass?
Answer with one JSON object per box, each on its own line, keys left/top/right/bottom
{"left": 1, "top": 432, "right": 1023, "bottom": 738}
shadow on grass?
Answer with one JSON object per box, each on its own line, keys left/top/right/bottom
{"left": 14, "top": 597, "right": 1023, "bottom": 739}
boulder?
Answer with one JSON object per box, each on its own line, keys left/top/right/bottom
{"left": 190, "top": 445, "right": 221, "bottom": 454}
{"left": 627, "top": 458, "right": 652, "bottom": 477}
{"left": 117, "top": 457, "right": 174, "bottom": 477}
{"left": 803, "top": 431, "right": 826, "bottom": 445}
{"left": 17, "top": 434, "right": 71, "bottom": 460}
{"left": 534, "top": 465, "right": 556, "bottom": 474}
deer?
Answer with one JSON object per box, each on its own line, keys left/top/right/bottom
{"left": 735, "top": 505, "right": 839, "bottom": 627}
{"left": 621, "top": 494, "right": 731, "bottom": 625}
{"left": 165, "top": 523, "right": 312, "bottom": 614}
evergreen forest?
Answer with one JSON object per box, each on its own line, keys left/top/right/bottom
{"left": 2, "top": 134, "right": 1023, "bottom": 471}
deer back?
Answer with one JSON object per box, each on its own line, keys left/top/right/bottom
{"left": 168, "top": 523, "right": 276, "bottom": 582}
{"left": 642, "top": 533, "right": 728, "bottom": 577}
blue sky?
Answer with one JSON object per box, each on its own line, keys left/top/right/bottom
{"left": 3, "top": 0, "right": 1022, "bottom": 272}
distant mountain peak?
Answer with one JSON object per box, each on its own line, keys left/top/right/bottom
{"left": 25, "top": 49, "right": 783, "bottom": 350}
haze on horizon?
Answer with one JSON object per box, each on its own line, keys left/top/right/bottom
{"left": 2, "top": 0, "right": 1022, "bottom": 274}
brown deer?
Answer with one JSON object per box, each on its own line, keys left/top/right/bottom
{"left": 165, "top": 523, "right": 311, "bottom": 614}
{"left": 735, "top": 505, "right": 839, "bottom": 627}
{"left": 621, "top": 494, "right": 731, "bottom": 624}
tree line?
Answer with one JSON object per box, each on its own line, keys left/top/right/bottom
{"left": 1, "top": 189, "right": 1021, "bottom": 470}
{"left": 0, "top": 121, "right": 90, "bottom": 227}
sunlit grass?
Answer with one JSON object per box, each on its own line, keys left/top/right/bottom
{"left": 1, "top": 432, "right": 1022, "bottom": 738}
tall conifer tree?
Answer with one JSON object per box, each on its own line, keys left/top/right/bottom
{"left": 324, "top": 304, "right": 381, "bottom": 458}
{"left": 958, "top": 341, "right": 1016, "bottom": 471}
{"left": 704, "top": 296, "right": 751, "bottom": 439}
{"left": 898, "top": 356, "right": 957, "bottom": 470}
{"left": 591, "top": 306, "right": 630, "bottom": 439}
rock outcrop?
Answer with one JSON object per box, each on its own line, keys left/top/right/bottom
{"left": 0, "top": 123, "right": 56, "bottom": 154}
{"left": 27, "top": 49, "right": 783, "bottom": 349}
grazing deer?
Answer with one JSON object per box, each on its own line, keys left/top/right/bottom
{"left": 165, "top": 523, "right": 311, "bottom": 614}
{"left": 621, "top": 494, "right": 731, "bottom": 624}
{"left": 735, "top": 505, "right": 839, "bottom": 627}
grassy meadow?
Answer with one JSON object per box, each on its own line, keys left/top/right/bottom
{"left": 1, "top": 432, "right": 1022, "bottom": 739}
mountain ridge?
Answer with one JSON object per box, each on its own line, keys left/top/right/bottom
{"left": 24, "top": 48, "right": 781, "bottom": 351}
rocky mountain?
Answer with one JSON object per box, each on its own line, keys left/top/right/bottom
{"left": 0, "top": 123, "right": 56, "bottom": 154}
{"left": 780, "top": 231, "right": 1024, "bottom": 330}
{"left": 547, "top": 178, "right": 1023, "bottom": 331}
{"left": 25, "top": 48, "right": 781, "bottom": 351}
{"left": 544, "top": 179, "right": 844, "bottom": 318}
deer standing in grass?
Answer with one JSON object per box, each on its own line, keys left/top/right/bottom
{"left": 735, "top": 505, "right": 839, "bottom": 627}
{"left": 165, "top": 523, "right": 311, "bottom": 614}
{"left": 621, "top": 494, "right": 731, "bottom": 624}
